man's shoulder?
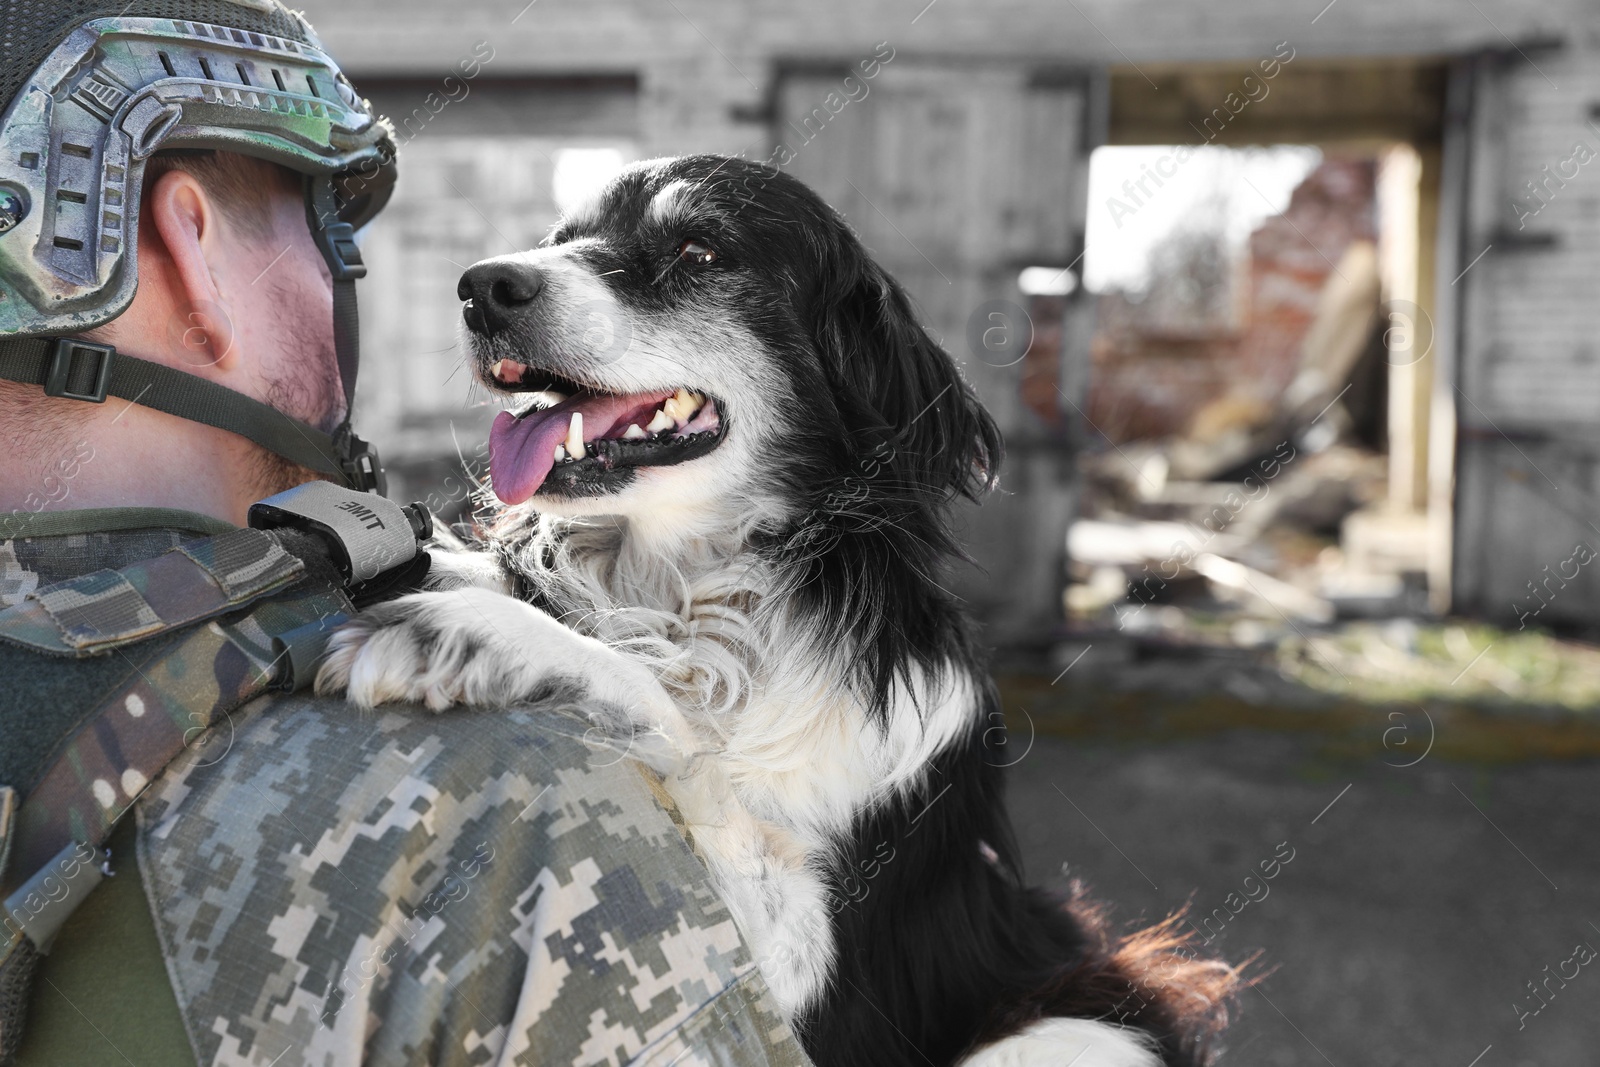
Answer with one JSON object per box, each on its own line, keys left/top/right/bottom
{"left": 150, "top": 687, "right": 680, "bottom": 859}
{"left": 0, "top": 512, "right": 811, "bottom": 1064}
{"left": 137, "top": 690, "right": 810, "bottom": 1066}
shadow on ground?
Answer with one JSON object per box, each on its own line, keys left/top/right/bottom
{"left": 998, "top": 644, "right": 1600, "bottom": 1067}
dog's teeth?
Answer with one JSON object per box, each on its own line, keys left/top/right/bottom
{"left": 663, "top": 388, "right": 704, "bottom": 424}
{"left": 646, "top": 408, "right": 674, "bottom": 434}
{"left": 566, "top": 413, "right": 586, "bottom": 460}
{"left": 554, "top": 443, "right": 567, "bottom": 462}
{"left": 491, "top": 359, "right": 525, "bottom": 385}
{"left": 623, "top": 423, "right": 648, "bottom": 440}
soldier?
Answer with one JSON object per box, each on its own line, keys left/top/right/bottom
{"left": 0, "top": 4, "right": 809, "bottom": 1066}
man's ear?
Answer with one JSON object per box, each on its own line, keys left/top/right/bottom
{"left": 145, "top": 169, "right": 236, "bottom": 369}
{"left": 814, "top": 248, "right": 1003, "bottom": 504}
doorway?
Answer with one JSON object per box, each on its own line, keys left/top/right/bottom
{"left": 1065, "top": 58, "right": 1452, "bottom": 631}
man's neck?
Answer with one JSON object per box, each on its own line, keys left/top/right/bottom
{"left": 0, "top": 397, "right": 264, "bottom": 526}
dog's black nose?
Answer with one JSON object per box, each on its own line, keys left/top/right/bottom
{"left": 459, "top": 260, "right": 546, "bottom": 336}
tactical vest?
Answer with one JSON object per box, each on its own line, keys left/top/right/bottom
{"left": 0, "top": 485, "right": 431, "bottom": 1064}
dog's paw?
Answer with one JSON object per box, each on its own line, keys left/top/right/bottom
{"left": 315, "top": 589, "right": 697, "bottom": 770}
{"left": 316, "top": 590, "right": 523, "bottom": 712}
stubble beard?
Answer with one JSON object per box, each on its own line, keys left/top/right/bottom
{"left": 246, "top": 274, "right": 348, "bottom": 500}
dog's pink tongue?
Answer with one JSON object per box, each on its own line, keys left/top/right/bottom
{"left": 489, "top": 392, "right": 661, "bottom": 505}
{"left": 490, "top": 410, "right": 564, "bottom": 505}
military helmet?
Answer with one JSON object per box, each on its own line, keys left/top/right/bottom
{"left": 0, "top": 1, "right": 397, "bottom": 493}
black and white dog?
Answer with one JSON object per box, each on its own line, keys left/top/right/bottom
{"left": 319, "top": 155, "right": 1238, "bottom": 1066}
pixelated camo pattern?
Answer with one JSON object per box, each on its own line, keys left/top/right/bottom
{"left": 138, "top": 693, "right": 812, "bottom": 1067}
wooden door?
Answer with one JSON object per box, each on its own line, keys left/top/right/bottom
{"left": 777, "top": 60, "right": 1101, "bottom": 643}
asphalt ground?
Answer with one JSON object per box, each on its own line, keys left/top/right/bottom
{"left": 999, "top": 669, "right": 1600, "bottom": 1067}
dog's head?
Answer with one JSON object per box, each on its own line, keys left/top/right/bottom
{"left": 459, "top": 154, "right": 1000, "bottom": 539}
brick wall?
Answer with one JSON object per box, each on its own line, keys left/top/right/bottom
{"left": 1454, "top": 40, "right": 1600, "bottom": 624}
{"left": 1467, "top": 50, "right": 1600, "bottom": 431}
{"left": 1087, "top": 158, "right": 1379, "bottom": 442}
{"left": 300, "top": 0, "right": 1593, "bottom": 157}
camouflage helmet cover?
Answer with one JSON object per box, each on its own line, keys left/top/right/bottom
{"left": 0, "top": 0, "right": 397, "bottom": 336}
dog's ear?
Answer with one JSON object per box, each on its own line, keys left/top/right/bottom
{"left": 796, "top": 242, "right": 1004, "bottom": 720}
{"left": 814, "top": 251, "right": 1003, "bottom": 503}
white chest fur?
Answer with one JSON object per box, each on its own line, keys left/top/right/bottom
{"left": 651, "top": 631, "right": 979, "bottom": 1017}
{"left": 416, "top": 531, "right": 981, "bottom": 1017}
{"left": 959, "top": 1018, "right": 1163, "bottom": 1067}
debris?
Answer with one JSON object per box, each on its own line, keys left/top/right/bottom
{"left": 1192, "top": 553, "right": 1335, "bottom": 624}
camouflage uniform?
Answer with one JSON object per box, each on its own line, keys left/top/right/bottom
{"left": 0, "top": 509, "right": 811, "bottom": 1067}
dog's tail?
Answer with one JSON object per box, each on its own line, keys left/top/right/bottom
{"left": 979, "top": 884, "right": 1252, "bottom": 1067}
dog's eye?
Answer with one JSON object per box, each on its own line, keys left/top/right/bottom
{"left": 677, "top": 239, "right": 718, "bottom": 266}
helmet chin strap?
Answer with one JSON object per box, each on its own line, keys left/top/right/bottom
{"left": 306, "top": 175, "right": 381, "bottom": 491}
{"left": 0, "top": 176, "right": 386, "bottom": 496}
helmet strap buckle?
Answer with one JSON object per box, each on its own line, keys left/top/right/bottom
{"left": 333, "top": 423, "right": 386, "bottom": 497}
{"left": 315, "top": 221, "right": 367, "bottom": 283}
{"left": 43, "top": 340, "right": 114, "bottom": 404}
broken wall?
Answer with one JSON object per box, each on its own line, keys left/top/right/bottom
{"left": 1088, "top": 158, "right": 1379, "bottom": 443}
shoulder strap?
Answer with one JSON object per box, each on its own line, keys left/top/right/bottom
{"left": 0, "top": 527, "right": 305, "bottom": 659}
{"left": 0, "top": 528, "right": 355, "bottom": 892}
{"left": 0, "top": 531, "right": 353, "bottom": 1064}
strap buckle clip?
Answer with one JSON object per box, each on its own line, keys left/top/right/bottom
{"left": 335, "top": 426, "right": 387, "bottom": 496}
{"left": 44, "top": 340, "right": 114, "bottom": 404}
{"left": 315, "top": 221, "right": 367, "bottom": 282}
